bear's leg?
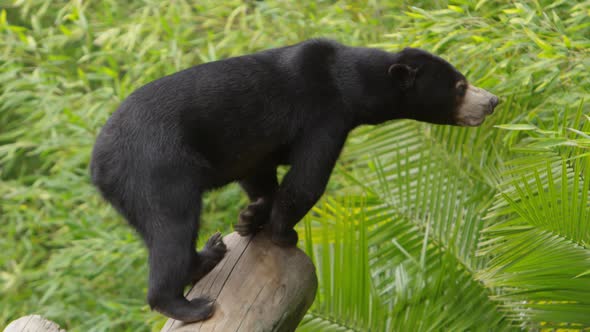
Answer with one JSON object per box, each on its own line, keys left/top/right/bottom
{"left": 235, "top": 166, "right": 278, "bottom": 236}
{"left": 146, "top": 216, "right": 217, "bottom": 322}
{"left": 269, "top": 128, "right": 347, "bottom": 246}
{"left": 142, "top": 173, "right": 223, "bottom": 322}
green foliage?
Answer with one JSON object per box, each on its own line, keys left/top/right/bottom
{"left": 298, "top": 0, "right": 590, "bottom": 330}
{"left": 1, "top": 0, "right": 589, "bottom": 331}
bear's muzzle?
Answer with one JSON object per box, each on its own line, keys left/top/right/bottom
{"left": 456, "top": 85, "right": 499, "bottom": 126}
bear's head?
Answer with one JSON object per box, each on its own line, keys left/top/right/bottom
{"left": 389, "top": 48, "right": 499, "bottom": 127}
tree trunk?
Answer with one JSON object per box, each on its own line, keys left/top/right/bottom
{"left": 161, "top": 231, "right": 317, "bottom": 332}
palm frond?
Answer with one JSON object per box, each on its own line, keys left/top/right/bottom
{"left": 477, "top": 110, "right": 590, "bottom": 328}
{"left": 299, "top": 199, "right": 388, "bottom": 331}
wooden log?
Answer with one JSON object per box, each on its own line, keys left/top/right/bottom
{"left": 161, "top": 231, "right": 317, "bottom": 332}
{"left": 3, "top": 315, "right": 65, "bottom": 332}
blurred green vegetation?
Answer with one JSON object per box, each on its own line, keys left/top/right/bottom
{"left": 1, "top": 0, "right": 589, "bottom": 331}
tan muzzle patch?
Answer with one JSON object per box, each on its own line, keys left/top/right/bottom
{"left": 456, "top": 85, "right": 499, "bottom": 127}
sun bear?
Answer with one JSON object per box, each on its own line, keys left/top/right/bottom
{"left": 90, "top": 39, "right": 499, "bottom": 322}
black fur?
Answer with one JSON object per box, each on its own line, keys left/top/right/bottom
{"left": 90, "top": 39, "right": 475, "bottom": 322}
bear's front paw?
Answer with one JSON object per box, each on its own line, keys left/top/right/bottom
{"left": 235, "top": 198, "right": 271, "bottom": 236}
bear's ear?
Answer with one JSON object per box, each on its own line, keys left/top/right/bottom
{"left": 388, "top": 64, "right": 417, "bottom": 90}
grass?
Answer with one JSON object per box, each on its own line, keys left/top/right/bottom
{"left": 1, "top": 0, "right": 589, "bottom": 331}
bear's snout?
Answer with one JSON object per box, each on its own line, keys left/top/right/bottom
{"left": 455, "top": 85, "right": 499, "bottom": 127}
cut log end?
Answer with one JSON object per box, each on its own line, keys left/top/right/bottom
{"left": 3, "top": 315, "right": 65, "bottom": 332}
{"left": 161, "top": 231, "right": 318, "bottom": 332}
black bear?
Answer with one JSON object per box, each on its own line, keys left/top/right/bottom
{"left": 90, "top": 39, "right": 499, "bottom": 322}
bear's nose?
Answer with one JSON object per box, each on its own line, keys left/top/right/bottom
{"left": 490, "top": 96, "right": 499, "bottom": 109}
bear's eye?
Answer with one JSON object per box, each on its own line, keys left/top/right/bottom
{"left": 456, "top": 83, "right": 467, "bottom": 97}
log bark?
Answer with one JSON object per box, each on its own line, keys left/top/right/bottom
{"left": 161, "top": 231, "right": 317, "bottom": 332}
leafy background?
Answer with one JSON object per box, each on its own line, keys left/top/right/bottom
{"left": 1, "top": 0, "right": 589, "bottom": 331}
